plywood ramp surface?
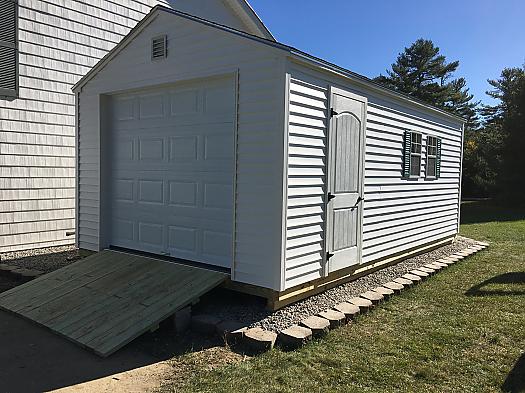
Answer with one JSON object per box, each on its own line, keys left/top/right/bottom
{"left": 0, "top": 250, "right": 227, "bottom": 357}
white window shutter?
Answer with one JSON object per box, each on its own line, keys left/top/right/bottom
{"left": 0, "top": 0, "right": 18, "bottom": 99}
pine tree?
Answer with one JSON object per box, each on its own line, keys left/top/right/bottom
{"left": 482, "top": 66, "right": 525, "bottom": 203}
{"left": 375, "top": 38, "right": 478, "bottom": 128}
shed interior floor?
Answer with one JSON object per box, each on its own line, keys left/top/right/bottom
{"left": 0, "top": 250, "right": 227, "bottom": 357}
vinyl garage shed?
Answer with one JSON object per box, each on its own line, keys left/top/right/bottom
{"left": 73, "top": 6, "right": 465, "bottom": 306}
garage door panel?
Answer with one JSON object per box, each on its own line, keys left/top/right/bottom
{"left": 108, "top": 77, "right": 235, "bottom": 268}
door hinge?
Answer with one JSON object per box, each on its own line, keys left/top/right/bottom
{"left": 330, "top": 108, "right": 338, "bottom": 118}
{"left": 326, "top": 252, "right": 334, "bottom": 260}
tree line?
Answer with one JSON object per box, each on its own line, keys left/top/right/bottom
{"left": 374, "top": 39, "right": 524, "bottom": 205}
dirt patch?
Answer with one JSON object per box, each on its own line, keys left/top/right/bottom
{"left": 50, "top": 361, "right": 173, "bottom": 393}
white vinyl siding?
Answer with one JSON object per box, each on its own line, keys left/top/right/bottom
{"left": 284, "top": 63, "right": 463, "bottom": 289}
{"left": 0, "top": 0, "right": 262, "bottom": 253}
{"left": 77, "top": 11, "right": 285, "bottom": 289}
{"left": 284, "top": 78, "right": 327, "bottom": 288}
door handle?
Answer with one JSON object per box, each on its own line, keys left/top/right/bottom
{"left": 353, "top": 196, "right": 365, "bottom": 207}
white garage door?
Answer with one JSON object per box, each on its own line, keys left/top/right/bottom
{"left": 107, "top": 76, "right": 236, "bottom": 268}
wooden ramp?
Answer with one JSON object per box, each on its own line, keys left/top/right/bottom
{"left": 0, "top": 250, "right": 227, "bottom": 357}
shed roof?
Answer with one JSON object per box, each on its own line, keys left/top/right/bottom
{"left": 73, "top": 5, "right": 465, "bottom": 124}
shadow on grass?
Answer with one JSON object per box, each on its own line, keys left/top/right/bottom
{"left": 465, "top": 272, "right": 525, "bottom": 297}
{"left": 502, "top": 352, "right": 525, "bottom": 393}
{"left": 461, "top": 200, "right": 525, "bottom": 225}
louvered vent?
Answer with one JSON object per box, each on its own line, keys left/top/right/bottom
{"left": 151, "top": 35, "right": 167, "bottom": 60}
{"left": 0, "top": 0, "right": 17, "bottom": 97}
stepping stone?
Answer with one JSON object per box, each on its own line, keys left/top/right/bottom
{"left": 243, "top": 328, "right": 277, "bottom": 352}
{"left": 333, "top": 302, "right": 360, "bottom": 322}
{"left": 348, "top": 296, "right": 373, "bottom": 312}
{"left": 216, "top": 320, "right": 247, "bottom": 344}
{"left": 300, "top": 315, "right": 330, "bottom": 337}
{"left": 425, "top": 263, "right": 443, "bottom": 271}
{"left": 372, "top": 286, "right": 394, "bottom": 299}
{"left": 393, "top": 277, "right": 414, "bottom": 287}
{"left": 410, "top": 270, "right": 429, "bottom": 279}
{"left": 417, "top": 266, "right": 436, "bottom": 275}
{"left": 318, "top": 309, "right": 346, "bottom": 329}
{"left": 191, "top": 314, "right": 222, "bottom": 335}
{"left": 383, "top": 281, "right": 404, "bottom": 294}
{"left": 278, "top": 325, "right": 312, "bottom": 349}
{"left": 440, "top": 258, "right": 457, "bottom": 266}
{"left": 432, "top": 261, "right": 448, "bottom": 268}
{"left": 361, "top": 290, "right": 384, "bottom": 305}
{"left": 444, "top": 256, "right": 461, "bottom": 262}
{"left": 450, "top": 254, "right": 465, "bottom": 260}
{"left": 403, "top": 273, "right": 422, "bottom": 283}
{"left": 456, "top": 250, "right": 471, "bottom": 257}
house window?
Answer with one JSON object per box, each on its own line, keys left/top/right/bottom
{"left": 426, "top": 136, "right": 442, "bottom": 179}
{"left": 0, "top": 0, "right": 18, "bottom": 99}
{"left": 403, "top": 131, "right": 422, "bottom": 178}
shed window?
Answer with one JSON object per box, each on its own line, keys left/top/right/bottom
{"left": 426, "top": 136, "right": 442, "bottom": 179}
{"left": 403, "top": 131, "right": 422, "bottom": 178}
{"left": 0, "top": 0, "right": 18, "bottom": 99}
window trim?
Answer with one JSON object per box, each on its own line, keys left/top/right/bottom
{"left": 426, "top": 135, "right": 439, "bottom": 179}
{"left": 408, "top": 131, "right": 422, "bottom": 178}
{"left": 0, "top": 0, "right": 18, "bottom": 100}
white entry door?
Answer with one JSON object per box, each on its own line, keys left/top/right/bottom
{"left": 326, "top": 87, "right": 366, "bottom": 274}
{"left": 107, "top": 76, "right": 236, "bottom": 268}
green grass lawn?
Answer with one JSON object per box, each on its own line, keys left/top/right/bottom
{"left": 161, "top": 202, "right": 525, "bottom": 393}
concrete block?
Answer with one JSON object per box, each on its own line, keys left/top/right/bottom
{"left": 383, "top": 281, "right": 404, "bottom": 294}
{"left": 172, "top": 306, "right": 191, "bottom": 334}
{"left": 191, "top": 314, "right": 222, "bottom": 335}
{"left": 318, "top": 309, "right": 346, "bottom": 329}
{"left": 410, "top": 269, "right": 430, "bottom": 279}
{"left": 360, "top": 290, "right": 384, "bottom": 305}
{"left": 278, "top": 325, "right": 312, "bottom": 349}
{"left": 348, "top": 296, "right": 373, "bottom": 312}
{"left": 243, "top": 328, "right": 277, "bottom": 352}
{"left": 300, "top": 315, "right": 330, "bottom": 337}
{"left": 333, "top": 302, "right": 360, "bottom": 321}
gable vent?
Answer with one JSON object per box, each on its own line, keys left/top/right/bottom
{"left": 151, "top": 35, "right": 167, "bottom": 60}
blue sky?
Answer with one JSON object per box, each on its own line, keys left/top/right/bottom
{"left": 249, "top": 0, "right": 525, "bottom": 105}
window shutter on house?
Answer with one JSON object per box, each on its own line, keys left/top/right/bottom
{"left": 0, "top": 0, "right": 18, "bottom": 98}
{"left": 436, "top": 138, "right": 442, "bottom": 178}
{"left": 402, "top": 130, "right": 412, "bottom": 178}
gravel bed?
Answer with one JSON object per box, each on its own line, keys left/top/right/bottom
{"left": 195, "top": 236, "right": 478, "bottom": 332}
{"left": 0, "top": 246, "right": 82, "bottom": 273}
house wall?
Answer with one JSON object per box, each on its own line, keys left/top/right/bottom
{"left": 283, "top": 61, "right": 463, "bottom": 290}
{"left": 77, "top": 11, "right": 287, "bottom": 289}
{"left": 0, "top": 0, "right": 258, "bottom": 253}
